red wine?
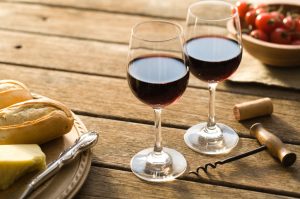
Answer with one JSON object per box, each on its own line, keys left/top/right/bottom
{"left": 185, "top": 36, "right": 242, "bottom": 82}
{"left": 128, "top": 55, "right": 189, "bottom": 108}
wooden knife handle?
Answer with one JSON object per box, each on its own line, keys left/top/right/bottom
{"left": 250, "top": 123, "right": 296, "bottom": 167}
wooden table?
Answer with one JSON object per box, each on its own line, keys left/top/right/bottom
{"left": 0, "top": 0, "right": 299, "bottom": 198}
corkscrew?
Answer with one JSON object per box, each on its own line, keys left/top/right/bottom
{"left": 190, "top": 123, "right": 297, "bottom": 176}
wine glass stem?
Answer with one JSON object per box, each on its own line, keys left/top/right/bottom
{"left": 207, "top": 82, "right": 218, "bottom": 130}
{"left": 153, "top": 108, "right": 163, "bottom": 153}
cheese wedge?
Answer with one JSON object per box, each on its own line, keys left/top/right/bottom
{"left": 0, "top": 144, "right": 46, "bottom": 190}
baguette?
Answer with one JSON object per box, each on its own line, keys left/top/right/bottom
{"left": 0, "top": 98, "right": 74, "bottom": 144}
{"left": 0, "top": 80, "right": 33, "bottom": 109}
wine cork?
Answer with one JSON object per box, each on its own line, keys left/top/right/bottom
{"left": 233, "top": 98, "right": 273, "bottom": 121}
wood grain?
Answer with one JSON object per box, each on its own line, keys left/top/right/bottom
{"left": 0, "top": 30, "right": 299, "bottom": 100}
{"left": 78, "top": 115, "right": 300, "bottom": 196}
{"left": 0, "top": 2, "right": 264, "bottom": 46}
{"left": 0, "top": 2, "right": 164, "bottom": 43}
{"left": 6, "top": 0, "right": 196, "bottom": 19}
{"left": 0, "top": 63, "right": 298, "bottom": 143}
{"left": 0, "top": 30, "right": 127, "bottom": 77}
{"left": 5, "top": 0, "right": 265, "bottom": 19}
{"left": 75, "top": 167, "right": 292, "bottom": 199}
{"left": 0, "top": 2, "right": 298, "bottom": 98}
{"left": 0, "top": 0, "right": 298, "bottom": 198}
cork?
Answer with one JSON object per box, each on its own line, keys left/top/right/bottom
{"left": 233, "top": 98, "right": 273, "bottom": 121}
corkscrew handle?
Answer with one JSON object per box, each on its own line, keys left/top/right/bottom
{"left": 250, "top": 123, "right": 296, "bottom": 167}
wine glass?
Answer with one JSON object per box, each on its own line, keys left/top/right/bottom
{"left": 127, "top": 20, "right": 189, "bottom": 182}
{"left": 183, "top": 0, "right": 243, "bottom": 155}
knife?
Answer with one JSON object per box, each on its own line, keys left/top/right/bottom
{"left": 19, "top": 131, "right": 99, "bottom": 199}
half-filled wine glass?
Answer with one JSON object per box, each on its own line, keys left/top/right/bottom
{"left": 183, "top": 0, "right": 243, "bottom": 155}
{"left": 127, "top": 21, "right": 189, "bottom": 182}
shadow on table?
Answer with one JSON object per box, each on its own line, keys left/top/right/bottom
{"left": 238, "top": 115, "right": 299, "bottom": 144}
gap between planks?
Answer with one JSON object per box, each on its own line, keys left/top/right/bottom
{"left": 0, "top": 58, "right": 298, "bottom": 103}
{"left": 0, "top": 61, "right": 297, "bottom": 144}
{"left": 0, "top": 27, "right": 129, "bottom": 45}
{"left": 2, "top": 0, "right": 186, "bottom": 20}
{"left": 72, "top": 110, "right": 300, "bottom": 145}
{"left": 90, "top": 163, "right": 300, "bottom": 198}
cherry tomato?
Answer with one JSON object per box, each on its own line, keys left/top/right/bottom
{"left": 295, "top": 19, "right": 300, "bottom": 32}
{"left": 245, "top": 10, "right": 257, "bottom": 27}
{"left": 255, "top": 13, "right": 278, "bottom": 33}
{"left": 270, "top": 28, "right": 292, "bottom": 44}
{"left": 270, "top": 11, "right": 284, "bottom": 21}
{"left": 270, "top": 12, "right": 284, "bottom": 29}
{"left": 255, "top": 8, "right": 266, "bottom": 15}
{"left": 250, "top": 29, "right": 269, "bottom": 42}
{"left": 236, "top": 1, "right": 251, "bottom": 19}
{"left": 291, "top": 32, "right": 300, "bottom": 41}
{"left": 291, "top": 40, "right": 300, "bottom": 45}
{"left": 283, "top": 16, "right": 296, "bottom": 31}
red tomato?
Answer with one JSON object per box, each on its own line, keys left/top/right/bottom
{"left": 255, "top": 13, "right": 278, "bottom": 33}
{"left": 291, "top": 40, "right": 300, "bottom": 45}
{"left": 283, "top": 16, "right": 296, "bottom": 31}
{"left": 291, "top": 32, "right": 300, "bottom": 41}
{"left": 270, "top": 28, "right": 292, "bottom": 44}
{"left": 245, "top": 10, "right": 257, "bottom": 27}
{"left": 250, "top": 29, "right": 269, "bottom": 41}
{"left": 270, "top": 12, "right": 284, "bottom": 29}
{"left": 270, "top": 11, "right": 284, "bottom": 21}
{"left": 295, "top": 19, "right": 300, "bottom": 32}
{"left": 255, "top": 8, "right": 266, "bottom": 15}
{"left": 236, "top": 1, "right": 251, "bottom": 19}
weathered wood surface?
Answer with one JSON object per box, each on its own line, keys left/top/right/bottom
{"left": 75, "top": 167, "right": 293, "bottom": 199}
{"left": 5, "top": 0, "right": 264, "bottom": 19}
{"left": 0, "top": 3, "right": 298, "bottom": 100}
{"left": 0, "top": 0, "right": 299, "bottom": 198}
{"left": 0, "top": 63, "right": 298, "bottom": 144}
{"left": 5, "top": 0, "right": 196, "bottom": 19}
{"left": 0, "top": 2, "right": 276, "bottom": 46}
{"left": 0, "top": 30, "right": 299, "bottom": 100}
{"left": 0, "top": 2, "right": 163, "bottom": 43}
{"left": 79, "top": 116, "right": 300, "bottom": 196}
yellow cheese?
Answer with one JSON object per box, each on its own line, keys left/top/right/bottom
{"left": 0, "top": 144, "right": 46, "bottom": 190}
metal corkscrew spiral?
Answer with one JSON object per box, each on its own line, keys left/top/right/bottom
{"left": 189, "top": 145, "right": 267, "bottom": 176}
{"left": 190, "top": 161, "right": 223, "bottom": 176}
{"left": 189, "top": 123, "right": 297, "bottom": 176}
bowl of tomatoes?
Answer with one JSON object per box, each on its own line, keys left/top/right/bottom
{"left": 229, "top": 0, "right": 300, "bottom": 67}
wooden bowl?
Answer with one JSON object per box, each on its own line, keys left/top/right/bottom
{"left": 228, "top": 0, "right": 300, "bottom": 67}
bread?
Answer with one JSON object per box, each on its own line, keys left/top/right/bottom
{"left": 0, "top": 80, "right": 33, "bottom": 109}
{"left": 0, "top": 98, "right": 74, "bottom": 144}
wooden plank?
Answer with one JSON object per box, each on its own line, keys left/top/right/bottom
{"left": 78, "top": 116, "right": 300, "bottom": 196}
{"left": 0, "top": 1, "right": 265, "bottom": 43}
{"left": 6, "top": 0, "right": 264, "bottom": 19}
{"left": 0, "top": 2, "right": 165, "bottom": 44}
{"left": 74, "top": 167, "right": 291, "bottom": 199}
{"left": 0, "top": 30, "right": 299, "bottom": 100}
{"left": 0, "top": 30, "right": 127, "bottom": 77}
{"left": 0, "top": 63, "right": 298, "bottom": 143}
{"left": 6, "top": 0, "right": 196, "bottom": 19}
{"left": 0, "top": 3, "right": 298, "bottom": 99}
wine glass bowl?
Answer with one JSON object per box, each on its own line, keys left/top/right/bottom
{"left": 183, "top": 0, "right": 242, "bottom": 155}
{"left": 128, "top": 55, "right": 189, "bottom": 108}
{"left": 127, "top": 20, "right": 189, "bottom": 182}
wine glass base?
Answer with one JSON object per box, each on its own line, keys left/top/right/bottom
{"left": 184, "top": 123, "right": 239, "bottom": 155}
{"left": 130, "top": 147, "right": 187, "bottom": 182}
